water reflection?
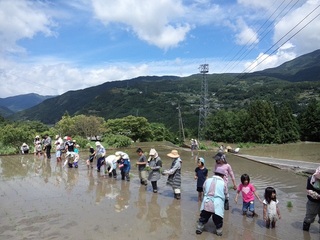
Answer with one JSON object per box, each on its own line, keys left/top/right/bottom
{"left": 165, "top": 200, "right": 181, "bottom": 239}
{"left": 147, "top": 194, "right": 162, "bottom": 232}
{"left": 135, "top": 186, "right": 147, "bottom": 220}
{"left": 66, "top": 168, "right": 79, "bottom": 192}
{"left": 86, "top": 169, "right": 95, "bottom": 193}
{"left": 0, "top": 144, "right": 319, "bottom": 239}
{"left": 42, "top": 159, "right": 51, "bottom": 183}
{"left": 114, "top": 181, "right": 130, "bottom": 212}
{"left": 54, "top": 161, "right": 63, "bottom": 186}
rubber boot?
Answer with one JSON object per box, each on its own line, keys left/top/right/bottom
{"left": 196, "top": 222, "right": 204, "bottom": 234}
{"left": 216, "top": 228, "right": 223, "bottom": 236}
{"left": 175, "top": 193, "right": 181, "bottom": 199}
{"left": 224, "top": 199, "right": 229, "bottom": 210}
{"left": 303, "top": 221, "right": 310, "bottom": 231}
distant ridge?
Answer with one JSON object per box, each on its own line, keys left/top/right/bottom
{"left": 0, "top": 93, "right": 54, "bottom": 113}
{"left": 250, "top": 49, "right": 320, "bottom": 82}
{"left": 6, "top": 49, "right": 320, "bottom": 130}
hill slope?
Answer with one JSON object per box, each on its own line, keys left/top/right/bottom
{"left": 9, "top": 50, "right": 320, "bottom": 131}
{"left": 0, "top": 93, "right": 54, "bottom": 113}
{"left": 250, "top": 49, "right": 320, "bottom": 81}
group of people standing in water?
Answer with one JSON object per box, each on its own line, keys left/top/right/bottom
{"left": 194, "top": 151, "right": 319, "bottom": 236}
{"left": 21, "top": 135, "right": 320, "bottom": 236}
{"left": 84, "top": 143, "right": 183, "bottom": 200}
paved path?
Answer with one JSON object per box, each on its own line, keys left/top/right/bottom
{"left": 235, "top": 154, "right": 319, "bottom": 174}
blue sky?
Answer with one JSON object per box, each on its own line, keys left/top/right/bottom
{"left": 1, "top": 0, "right": 320, "bottom": 98}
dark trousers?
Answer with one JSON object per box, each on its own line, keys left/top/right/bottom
{"left": 46, "top": 145, "right": 52, "bottom": 159}
{"left": 107, "top": 167, "right": 117, "bottom": 178}
{"left": 121, "top": 170, "right": 130, "bottom": 181}
{"left": 199, "top": 210, "right": 223, "bottom": 229}
{"left": 151, "top": 181, "right": 158, "bottom": 190}
{"left": 97, "top": 157, "right": 105, "bottom": 171}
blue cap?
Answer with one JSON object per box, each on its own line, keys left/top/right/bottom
{"left": 198, "top": 157, "right": 205, "bottom": 164}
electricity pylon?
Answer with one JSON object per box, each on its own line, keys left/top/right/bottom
{"left": 198, "top": 64, "right": 209, "bottom": 141}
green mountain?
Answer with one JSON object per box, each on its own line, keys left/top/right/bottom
{"left": 0, "top": 105, "right": 14, "bottom": 118}
{"left": 249, "top": 49, "right": 320, "bottom": 82}
{"left": 9, "top": 50, "right": 320, "bottom": 132}
{"left": 0, "top": 93, "right": 54, "bottom": 113}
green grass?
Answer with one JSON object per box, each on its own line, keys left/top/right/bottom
{"left": 0, "top": 142, "right": 18, "bottom": 155}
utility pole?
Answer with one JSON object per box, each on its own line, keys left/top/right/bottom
{"left": 198, "top": 64, "right": 209, "bottom": 141}
{"left": 177, "top": 103, "right": 185, "bottom": 142}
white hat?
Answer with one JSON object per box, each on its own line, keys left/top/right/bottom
{"left": 149, "top": 148, "right": 157, "bottom": 156}
{"left": 115, "top": 151, "right": 123, "bottom": 161}
{"left": 95, "top": 141, "right": 101, "bottom": 146}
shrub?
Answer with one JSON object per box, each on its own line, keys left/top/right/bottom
{"left": 103, "top": 134, "right": 132, "bottom": 148}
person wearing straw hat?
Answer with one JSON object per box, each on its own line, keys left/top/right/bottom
{"left": 196, "top": 167, "right": 227, "bottom": 236}
{"left": 162, "top": 149, "right": 182, "bottom": 199}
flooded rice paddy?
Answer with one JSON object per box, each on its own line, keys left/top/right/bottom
{"left": 0, "top": 142, "right": 319, "bottom": 240}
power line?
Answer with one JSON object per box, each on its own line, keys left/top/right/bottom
{"left": 242, "top": 4, "right": 320, "bottom": 74}
{"left": 223, "top": 0, "right": 301, "bottom": 73}
{"left": 243, "top": 10, "right": 320, "bottom": 74}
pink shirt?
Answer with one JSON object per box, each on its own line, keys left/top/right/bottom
{"left": 214, "top": 163, "right": 235, "bottom": 184}
{"left": 237, "top": 183, "right": 256, "bottom": 202}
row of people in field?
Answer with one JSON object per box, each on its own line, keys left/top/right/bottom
{"left": 86, "top": 142, "right": 183, "bottom": 200}
{"left": 194, "top": 152, "right": 320, "bottom": 236}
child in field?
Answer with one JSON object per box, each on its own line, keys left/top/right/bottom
{"left": 86, "top": 146, "right": 95, "bottom": 169}
{"left": 73, "top": 144, "right": 80, "bottom": 168}
{"left": 263, "top": 187, "right": 281, "bottom": 228}
{"left": 55, "top": 141, "right": 62, "bottom": 162}
{"left": 194, "top": 157, "right": 208, "bottom": 202}
{"left": 235, "top": 173, "right": 263, "bottom": 217}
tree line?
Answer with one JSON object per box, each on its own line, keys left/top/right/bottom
{"left": 0, "top": 99, "right": 319, "bottom": 154}
{"left": 205, "top": 99, "right": 320, "bottom": 143}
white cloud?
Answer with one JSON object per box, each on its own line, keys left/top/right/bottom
{"left": 237, "top": 0, "right": 276, "bottom": 10}
{"left": 273, "top": 0, "right": 320, "bottom": 55}
{"left": 0, "top": 60, "right": 150, "bottom": 98}
{"left": 234, "top": 18, "right": 259, "bottom": 45}
{"left": 91, "top": 0, "right": 191, "bottom": 49}
{"left": 0, "top": 0, "right": 56, "bottom": 54}
{"left": 244, "top": 42, "right": 296, "bottom": 72}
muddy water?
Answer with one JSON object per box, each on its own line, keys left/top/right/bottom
{"left": 239, "top": 142, "right": 320, "bottom": 163}
{"left": 0, "top": 143, "right": 319, "bottom": 240}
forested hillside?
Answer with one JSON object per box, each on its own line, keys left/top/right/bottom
{"left": 8, "top": 50, "right": 320, "bottom": 138}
